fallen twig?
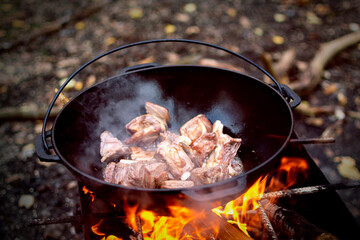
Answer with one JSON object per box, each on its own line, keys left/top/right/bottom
{"left": 0, "top": 105, "right": 60, "bottom": 121}
{"left": 289, "top": 31, "right": 360, "bottom": 96}
{"left": 0, "top": 0, "right": 110, "bottom": 52}
{"left": 295, "top": 101, "right": 334, "bottom": 117}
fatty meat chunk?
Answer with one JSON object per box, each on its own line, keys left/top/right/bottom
{"left": 190, "top": 132, "right": 217, "bottom": 167}
{"left": 125, "top": 114, "right": 167, "bottom": 146}
{"left": 100, "top": 131, "right": 131, "bottom": 162}
{"left": 145, "top": 102, "right": 171, "bottom": 123}
{"left": 130, "top": 146, "right": 156, "bottom": 161}
{"left": 161, "top": 180, "right": 195, "bottom": 189}
{"left": 156, "top": 140, "right": 194, "bottom": 179}
{"left": 190, "top": 165, "right": 224, "bottom": 185}
{"left": 103, "top": 160, "right": 169, "bottom": 188}
{"left": 179, "top": 114, "right": 212, "bottom": 142}
{"left": 206, "top": 120, "right": 242, "bottom": 169}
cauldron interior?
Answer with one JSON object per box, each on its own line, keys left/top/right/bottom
{"left": 53, "top": 66, "right": 293, "bottom": 182}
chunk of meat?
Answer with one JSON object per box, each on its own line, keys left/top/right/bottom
{"left": 130, "top": 146, "right": 156, "bottom": 161}
{"left": 190, "top": 132, "right": 217, "bottom": 167}
{"left": 125, "top": 114, "right": 167, "bottom": 145}
{"left": 100, "top": 131, "right": 131, "bottom": 162}
{"left": 115, "top": 160, "right": 146, "bottom": 187}
{"left": 229, "top": 157, "right": 244, "bottom": 177}
{"left": 190, "top": 166, "right": 224, "bottom": 185}
{"left": 156, "top": 140, "right": 194, "bottom": 179}
{"left": 104, "top": 160, "right": 169, "bottom": 188}
{"left": 143, "top": 162, "right": 169, "bottom": 188}
{"left": 159, "top": 131, "right": 192, "bottom": 146}
{"left": 103, "top": 160, "right": 130, "bottom": 185}
{"left": 179, "top": 114, "right": 212, "bottom": 142}
{"left": 161, "top": 180, "right": 195, "bottom": 189}
{"left": 206, "top": 121, "right": 242, "bottom": 169}
{"left": 103, "top": 162, "right": 117, "bottom": 183}
{"left": 145, "top": 102, "right": 171, "bottom": 123}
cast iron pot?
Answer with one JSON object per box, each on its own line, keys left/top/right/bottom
{"left": 35, "top": 39, "right": 301, "bottom": 210}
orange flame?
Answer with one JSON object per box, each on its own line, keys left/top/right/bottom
{"left": 138, "top": 205, "right": 217, "bottom": 240}
{"left": 91, "top": 219, "right": 105, "bottom": 236}
{"left": 91, "top": 156, "right": 309, "bottom": 239}
{"left": 212, "top": 176, "right": 268, "bottom": 236}
{"left": 277, "top": 157, "right": 309, "bottom": 187}
{"left": 82, "top": 185, "right": 95, "bottom": 202}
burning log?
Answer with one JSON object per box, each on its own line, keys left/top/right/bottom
{"left": 259, "top": 181, "right": 360, "bottom": 200}
{"left": 260, "top": 199, "right": 339, "bottom": 240}
{"left": 257, "top": 202, "right": 278, "bottom": 240}
{"left": 136, "top": 216, "right": 144, "bottom": 240}
{"left": 191, "top": 211, "right": 254, "bottom": 240}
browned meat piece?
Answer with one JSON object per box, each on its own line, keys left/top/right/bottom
{"left": 143, "top": 162, "right": 169, "bottom": 188}
{"left": 100, "top": 131, "right": 131, "bottom": 162}
{"left": 229, "top": 157, "right": 244, "bottom": 177}
{"left": 206, "top": 121, "right": 242, "bottom": 169}
{"left": 190, "top": 132, "right": 217, "bottom": 167}
{"left": 159, "top": 131, "right": 192, "bottom": 146}
{"left": 103, "top": 162, "right": 117, "bottom": 183}
{"left": 103, "top": 160, "right": 129, "bottom": 185}
{"left": 160, "top": 180, "right": 195, "bottom": 189}
{"left": 104, "top": 160, "right": 169, "bottom": 188}
{"left": 145, "top": 102, "right": 171, "bottom": 123}
{"left": 130, "top": 146, "right": 156, "bottom": 161}
{"left": 156, "top": 140, "right": 194, "bottom": 179}
{"left": 190, "top": 166, "right": 224, "bottom": 185}
{"left": 125, "top": 114, "right": 167, "bottom": 145}
{"left": 109, "top": 160, "right": 145, "bottom": 187}
{"left": 179, "top": 114, "right": 212, "bottom": 142}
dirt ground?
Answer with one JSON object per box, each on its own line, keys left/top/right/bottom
{"left": 0, "top": 0, "right": 359, "bottom": 239}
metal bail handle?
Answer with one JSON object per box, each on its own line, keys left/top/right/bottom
{"left": 42, "top": 39, "right": 287, "bottom": 152}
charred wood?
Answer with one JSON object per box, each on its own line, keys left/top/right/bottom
{"left": 258, "top": 202, "right": 278, "bottom": 240}
{"left": 191, "top": 211, "right": 254, "bottom": 240}
{"left": 260, "top": 199, "right": 339, "bottom": 240}
{"left": 136, "top": 216, "right": 144, "bottom": 240}
{"left": 260, "top": 181, "right": 360, "bottom": 200}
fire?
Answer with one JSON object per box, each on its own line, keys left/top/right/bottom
{"left": 213, "top": 156, "right": 309, "bottom": 236}
{"left": 276, "top": 157, "right": 309, "bottom": 187}
{"left": 91, "top": 156, "right": 309, "bottom": 239}
{"left": 212, "top": 177, "right": 267, "bottom": 236}
{"left": 138, "top": 206, "right": 219, "bottom": 240}
{"left": 82, "top": 185, "right": 95, "bottom": 202}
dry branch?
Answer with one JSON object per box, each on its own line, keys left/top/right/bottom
{"left": 289, "top": 31, "right": 360, "bottom": 96}
{"left": 0, "top": 0, "right": 110, "bottom": 52}
{"left": 294, "top": 101, "right": 335, "bottom": 117}
{"left": 262, "top": 49, "right": 297, "bottom": 85}
{"left": 0, "top": 105, "right": 61, "bottom": 121}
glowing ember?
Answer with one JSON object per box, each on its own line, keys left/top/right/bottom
{"left": 82, "top": 185, "right": 95, "bottom": 202}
